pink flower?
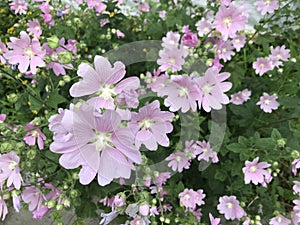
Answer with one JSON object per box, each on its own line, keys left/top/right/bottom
{"left": 157, "top": 47, "right": 186, "bottom": 72}
{"left": 194, "top": 140, "right": 219, "bottom": 163}
{"left": 254, "top": 0, "right": 279, "bottom": 15}
{"left": 87, "top": 0, "right": 106, "bottom": 13}
{"left": 0, "top": 196, "right": 8, "bottom": 221}
{"left": 0, "top": 151, "right": 23, "bottom": 190}
{"left": 217, "top": 195, "right": 246, "bottom": 220}
{"left": 138, "top": 2, "right": 150, "bottom": 12}
{"left": 293, "top": 181, "right": 300, "bottom": 196}
{"left": 100, "top": 18, "right": 110, "bottom": 27}
{"left": 4, "top": 31, "right": 46, "bottom": 74}
{"left": 139, "top": 203, "right": 150, "bottom": 216}
{"left": 40, "top": 2, "right": 54, "bottom": 26}
{"left": 159, "top": 10, "right": 167, "bottom": 20}
{"left": 209, "top": 213, "right": 221, "bottom": 225}
{"left": 129, "top": 100, "right": 174, "bottom": 150}
{"left": 182, "top": 31, "right": 198, "bottom": 48}
{"left": 232, "top": 35, "right": 246, "bottom": 52}
{"left": 242, "top": 157, "right": 272, "bottom": 186}
{"left": 49, "top": 104, "right": 142, "bottom": 186}
{"left": 253, "top": 57, "right": 272, "bottom": 76}
{"left": 230, "top": 89, "right": 251, "bottom": 105}
{"left": 0, "top": 114, "right": 6, "bottom": 123}
{"left": 27, "top": 19, "right": 42, "bottom": 38}
{"left": 213, "top": 3, "right": 248, "bottom": 40}
{"left": 166, "top": 152, "right": 190, "bottom": 172}
{"left": 163, "top": 75, "right": 201, "bottom": 113}
{"left": 179, "top": 188, "right": 205, "bottom": 211}
{"left": 9, "top": 0, "right": 28, "bottom": 14}
{"left": 256, "top": 92, "right": 279, "bottom": 113}
{"left": 269, "top": 214, "right": 291, "bottom": 225}
{"left": 195, "top": 66, "right": 232, "bottom": 112}
{"left": 22, "top": 186, "right": 45, "bottom": 212}
{"left": 270, "top": 45, "right": 290, "bottom": 62}
{"left": 162, "top": 32, "right": 180, "bottom": 49}
{"left": 196, "top": 20, "right": 211, "bottom": 37}
{"left": 117, "top": 30, "right": 125, "bottom": 38}
{"left": 69, "top": 55, "right": 137, "bottom": 110}
{"left": 217, "top": 40, "right": 235, "bottom": 62}
{"left": 0, "top": 41, "right": 8, "bottom": 64}
{"left": 23, "top": 123, "right": 46, "bottom": 150}
{"left": 292, "top": 158, "right": 300, "bottom": 175}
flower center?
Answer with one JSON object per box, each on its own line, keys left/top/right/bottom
{"left": 175, "top": 156, "right": 181, "bottom": 162}
{"left": 183, "top": 194, "right": 190, "bottom": 200}
{"left": 139, "top": 118, "right": 153, "bottom": 130}
{"left": 24, "top": 47, "right": 34, "bottom": 59}
{"left": 35, "top": 26, "right": 40, "bottom": 32}
{"left": 264, "top": 99, "right": 270, "bottom": 105}
{"left": 99, "top": 85, "right": 116, "bottom": 100}
{"left": 222, "top": 17, "right": 232, "bottom": 27}
{"left": 276, "top": 54, "right": 282, "bottom": 59}
{"left": 169, "top": 40, "right": 176, "bottom": 45}
{"left": 51, "top": 52, "right": 59, "bottom": 61}
{"left": 168, "top": 58, "right": 176, "bottom": 65}
{"left": 178, "top": 86, "right": 189, "bottom": 97}
{"left": 277, "top": 217, "right": 282, "bottom": 222}
{"left": 226, "top": 202, "right": 233, "bottom": 209}
{"left": 94, "top": 131, "right": 111, "bottom": 152}
{"left": 9, "top": 161, "right": 18, "bottom": 170}
{"left": 202, "top": 83, "right": 212, "bottom": 95}
{"left": 265, "top": 0, "right": 271, "bottom": 5}
{"left": 250, "top": 165, "right": 257, "bottom": 172}
{"left": 259, "top": 63, "right": 265, "bottom": 68}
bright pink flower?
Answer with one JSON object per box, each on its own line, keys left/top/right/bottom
{"left": 4, "top": 31, "right": 45, "bottom": 74}
{"left": 179, "top": 188, "right": 205, "bottom": 211}
{"left": 87, "top": 0, "right": 106, "bottom": 13}
{"left": 163, "top": 75, "right": 201, "bottom": 113}
{"left": 292, "top": 158, "right": 300, "bottom": 176}
{"left": 253, "top": 57, "right": 272, "bottom": 76}
{"left": 242, "top": 157, "right": 272, "bottom": 186}
{"left": 230, "top": 89, "right": 251, "bottom": 105}
{"left": 256, "top": 92, "right": 279, "bottom": 113}
{"left": 49, "top": 104, "right": 142, "bottom": 186}
{"left": 182, "top": 31, "right": 198, "bottom": 48}
{"left": 196, "top": 20, "right": 211, "bottom": 37}
{"left": 27, "top": 19, "right": 42, "bottom": 38}
{"left": 166, "top": 152, "right": 190, "bottom": 172}
{"left": 129, "top": 100, "right": 174, "bottom": 150}
{"left": 9, "top": 0, "right": 28, "bottom": 14}
{"left": 269, "top": 214, "right": 291, "bottom": 225}
{"left": 0, "top": 41, "right": 8, "bottom": 64}
{"left": 23, "top": 123, "right": 46, "bottom": 150}
{"left": 0, "top": 196, "right": 8, "bottom": 221}
{"left": 70, "top": 55, "right": 137, "bottom": 110}
{"left": 209, "top": 213, "right": 221, "bottom": 225}
{"left": 232, "top": 35, "right": 246, "bottom": 52}
{"left": 195, "top": 66, "right": 232, "bottom": 112}
{"left": 217, "top": 195, "right": 246, "bottom": 220}
{"left": 0, "top": 114, "right": 6, "bottom": 123}
{"left": 213, "top": 3, "right": 248, "bottom": 40}
{"left": 0, "top": 151, "right": 23, "bottom": 190}
{"left": 254, "top": 0, "right": 279, "bottom": 15}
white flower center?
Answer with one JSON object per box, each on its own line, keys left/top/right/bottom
{"left": 222, "top": 48, "right": 227, "bottom": 53}
{"left": 139, "top": 118, "right": 153, "bottom": 130}
{"left": 24, "top": 47, "right": 34, "bottom": 59}
{"left": 276, "top": 54, "right": 282, "bottom": 59}
{"left": 250, "top": 165, "right": 257, "bottom": 172}
{"left": 265, "top": 0, "right": 271, "bottom": 5}
{"left": 222, "top": 17, "right": 232, "bottom": 27}
{"left": 277, "top": 217, "right": 282, "bottom": 222}
{"left": 50, "top": 52, "right": 59, "bottom": 61}
{"left": 35, "top": 26, "right": 40, "bottom": 32}
{"left": 169, "top": 40, "right": 176, "bottom": 45}
{"left": 264, "top": 99, "right": 270, "bottom": 105}
{"left": 94, "top": 132, "right": 111, "bottom": 152}
{"left": 9, "top": 161, "right": 18, "bottom": 170}
{"left": 235, "top": 39, "right": 240, "bottom": 44}
{"left": 100, "top": 85, "right": 116, "bottom": 100}
{"left": 178, "top": 86, "right": 189, "bottom": 97}
{"left": 168, "top": 58, "right": 176, "bottom": 65}
{"left": 204, "top": 27, "right": 209, "bottom": 32}
{"left": 175, "top": 156, "right": 181, "bottom": 162}
{"left": 202, "top": 83, "right": 212, "bottom": 95}
{"left": 259, "top": 63, "right": 265, "bottom": 68}
{"left": 184, "top": 194, "right": 190, "bottom": 200}
{"left": 226, "top": 202, "right": 233, "bottom": 209}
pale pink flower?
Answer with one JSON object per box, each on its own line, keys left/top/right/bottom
{"left": 162, "top": 32, "right": 180, "bottom": 49}
{"left": 139, "top": 203, "right": 150, "bottom": 216}
{"left": 270, "top": 45, "right": 290, "bottom": 62}
{"left": 293, "top": 181, "right": 300, "bottom": 195}
{"left": 86, "top": 0, "right": 106, "bottom": 13}
{"left": 117, "top": 30, "right": 125, "bottom": 38}
{"left": 129, "top": 100, "right": 174, "bottom": 150}
{"left": 194, "top": 140, "right": 218, "bottom": 163}
{"left": 254, "top": 0, "right": 279, "bottom": 15}
{"left": 195, "top": 66, "right": 232, "bottom": 112}
{"left": 0, "top": 196, "right": 8, "bottom": 221}
{"left": 4, "top": 31, "right": 46, "bottom": 74}
{"left": 40, "top": 2, "right": 54, "bottom": 26}
{"left": 23, "top": 123, "right": 46, "bottom": 150}
{"left": 230, "top": 89, "right": 251, "bottom": 105}
{"left": 213, "top": 3, "right": 248, "bottom": 40}
{"left": 10, "top": 0, "right": 28, "bottom": 14}
{"left": 157, "top": 47, "right": 186, "bottom": 72}
{"left": 12, "top": 193, "right": 21, "bottom": 213}
{"left": 217, "top": 0, "right": 231, "bottom": 6}
{"left": 150, "top": 206, "right": 159, "bottom": 217}
{"left": 292, "top": 158, "right": 300, "bottom": 175}
{"left": 242, "top": 157, "right": 272, "bottom": 185}
{"left": 166, "top": 152, "right": 190, "bottom": 172}
{"left": 217, "top": 195, "right": 246, "bottom": 220}
{"left": 253, "top": 57, "right": 272, "bottom": 76}
{"left": 179, "top": 188, "right": 205, "bottom": 211}
{"left": 232, "top": 35, "right": 246, "bottom": 52}
{"left": 22, "top": 186, "right": 45, "bottom": 212}
{"left": 100, "top": 18, "right": 110, "bottom": 27}
{"left": 0, "top": 151, "right": 23, "bottom": 190}
{"left": 209, "top": 213, "right": 221, "bottom": 225}
{"left": 138, "top": 2, "right": 150, "bottom": 12}
{"left": 217, "top": 40, "right": 235, "bottom": 62}
{"left": 256, "top": 92, "right": 279, "bottom": 113}
{"left": 196, "top": 20, "right": 212, "bottom": 37}
{"left": 154, "top": 172, "right": 170, "bottom": 187}
{"left": 0, "top": 41, "right": 8, "bottom": 64}
{"left": 27, "top": 19, "right": 42, "bottom": 38}
{"left": 159, "top": 10, "right": 167, "bottom": 20}
{"left": 163, "top": 75, "right": 201, "bottom": 113}
{"left": 269, "top": 214, "right": 291, "bottom": 225}
{"left": 49, "top": 104, "right": 142, "bottom": 186}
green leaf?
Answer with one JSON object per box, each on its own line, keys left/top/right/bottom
{"left": 271, "top": 129, "right": 282, "bottom": 141}
{"left": 226, "top": 143, "right": 248, "bottom": 153}
{"left": 46, "top": 91, "right": 67, "bottom": 109}
{"left": 214, "top": 170, "right": 226, "bottom": 182}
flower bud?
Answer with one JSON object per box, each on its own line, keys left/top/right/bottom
{"left": 47, "top": 36, "right": 60, "bottom": 49}
{"left": 56, "top": 204, "right": 63, "bottom": 211}
{"left": 27, "top": 149, "right": 36, "bottom": 160}
{"left": 292, "top": 150, "right": 300, "bottom": 159}
{"left": 58, "top": 51, "right": 72, "bottom": 64}
{"left": 58, "top": 80, "right": 65, "bottom": 87}
{"left": 0, "top": 142, "right": 13, "bottom": 153}
{"left": 139, "top": 203, "right": 149, "bottom": 216}
{"left": 63, "top": 75, "right": 71, "bottom": 83}
{"left": 7, "top": 93, "right": 18, "bottom": 103}
{"left": 70, "top": 190, "right": 78, "bottom": 198}
{"left": 277, "top": 138, "right": 286, "bottom": 147}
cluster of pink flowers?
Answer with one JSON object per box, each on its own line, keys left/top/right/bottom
{"left": 253, "top": 45, "right": 290, "bottom": 76}
{"left": 230, "top": 88, "right": 251, "bottom": 105}
{"left": 254, "top": 0, "right": 279, "bottom": 16}
{"left": 179, "top": 188, "right": 205, "bottom": 212}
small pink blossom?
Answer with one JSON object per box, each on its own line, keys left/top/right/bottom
{"left": 40, "top": 2, "right": 54, "bottom": 26}
{"left": 117, "top": 30, "right": 125, "bottom": 38}
{"left": 254, "top": 0, "right": 279, "bottom": 16}
{"left": 270, "top": 45, "right": 290, "bottom": 62}
{"left": 179, "top": 188, "right": 205, "bottom": 211}
{"left": 27, "top": 19, "right": 42, "bottom": 38}
{"left": 209, "top": 213, "right": 221, "bottom": 225}
{"left": 159, "top": 10, "right": 167, "bottom": 20}
{"left": 196, "top": 20, "right": 211, "bottom": 37}
{"left": 182, "top": 31, "right": 198, "bottom": 48}
{"left": 256, "top": 92, "right": 279, "bottom": 113}
{"left": 293, "top": 181, "right": 300, "bottom": 195}
{"left": 100, "top": 18, "right": 110, "bottom": 27}
{"left": 217, "top": 195, "right": 246, "bottom": 220}
{"left": 139, "top": 203, "right": 150, "bottom": 216}
{"left": 253, "top": 57, "right": 272, "bottom": 76}
{"left": 0, "top": 151, "right": 23, "bottom": 190}
{"left": 4, "top": 31, "right": 46, "bottom": 74}
{"left": 157, "top": 47, "right": 186, "bottom": 72}
{"left": 217, "top": 40, "right": 235, "bottom": 62}
{"left": 242, "top": 157, "right": 272, "bottom": 186}
{"left": 166, "top": 152, "right": 190, "bottom": 172}
{"left": 230, "top": 89, "right": 251, "bottom": 105}
{"left": 23, "top": 123, "right": 46, "bottom": 150}
{"left": 10, "top": 0, "right": 28, "bottom": 15}
{"left": 269, "top": 214, "right": 291, "bottom": 225}
{"left": 232, "top": 35, "right": 246, "bottom": 52}
{"left": 194, "top": 140, "right": 218, "bottom": 163}
{"left": 292, "top": 158, "right": 300, "bottom": 176}
{"left": 0, "top": 114, "right": 6, "bottom": 123}
{"left": 138, "top": 2, "right": 150, "bottom": 12}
